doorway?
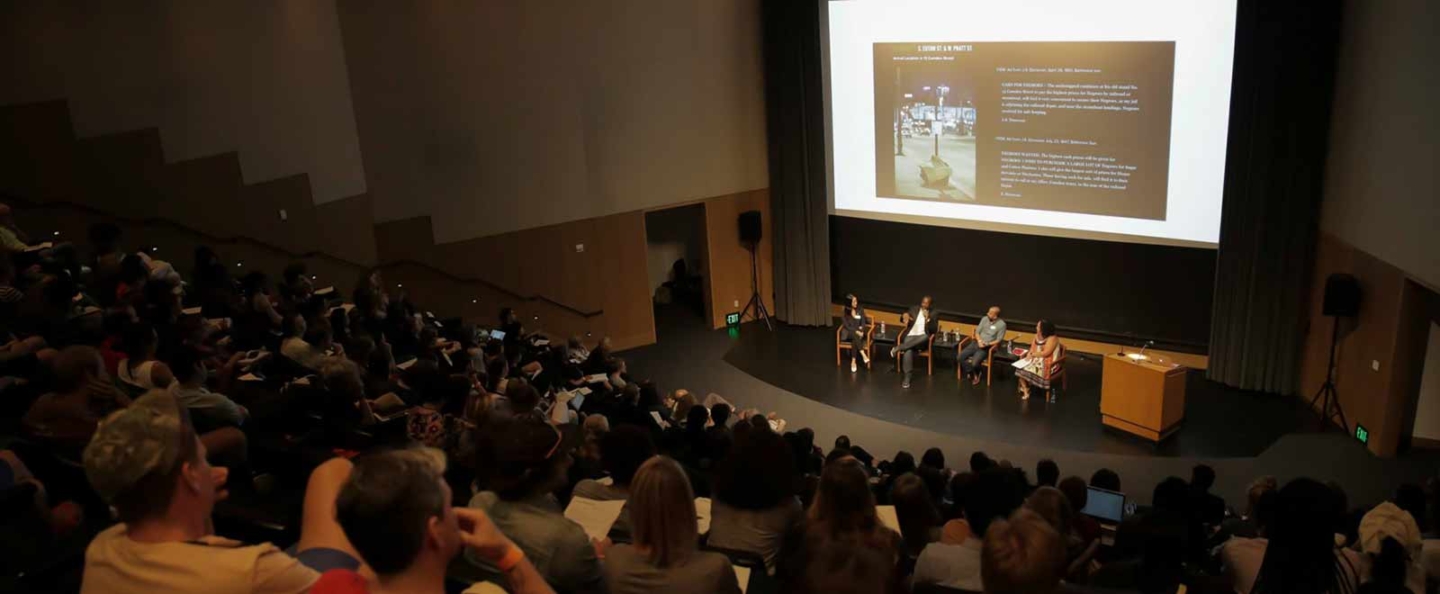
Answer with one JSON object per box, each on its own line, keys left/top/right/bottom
{"left": 644, "top": 204, "right": 709, "bottom": 331}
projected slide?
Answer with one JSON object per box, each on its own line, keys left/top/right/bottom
{"left": 875, "top": 42, "right": 1174, "bottom": 221}
{"left": 826, "top": 0, "right": 1237, "bottom": 246}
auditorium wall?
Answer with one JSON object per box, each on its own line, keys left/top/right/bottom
{"left": 1297, "top": 234, "right": 1435, "bottom": 457}
{"left": 0, "top": 0, "right": 367, "bottom": 206}
{"left": 1318, "top": 0, "right": 1439, "bottom": 291}
{"left": 335, "top": 0, "right": 770, "bottom": 243}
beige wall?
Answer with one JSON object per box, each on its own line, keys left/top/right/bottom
{"left": 1320, "top": 0, "right": 1440, "bottom": 291}
{"left": 704, "top": 190, "right": 774, "bottom": 329}
{"left": 0, "top": 0, "right": 367, "bottom": 205}
{"left": 1297, "top": 234, "right": 1434, "bottom": 457}
{"left": 336, "top": 0, "right": 769, "bottom": 243}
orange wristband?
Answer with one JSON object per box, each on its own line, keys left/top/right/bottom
{"left": 495, "top": 545, "right": 525, "bottom": 572}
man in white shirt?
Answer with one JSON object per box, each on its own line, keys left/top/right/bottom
{"left": 891, "top": 295, "right": 938, "bottom": 389}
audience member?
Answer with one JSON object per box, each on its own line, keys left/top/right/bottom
{"left": 1248, "top": 478, "right": 1365, "bottom": 594}
{"left": 1091, "top": 467, "right": 1122, "bottom": 492}
{"left": 169, "top": 347, "right": 248, "bottom": 431}
{"left": 465, "top": 416, "right": 602, "bottom": 593}
{"left": 892, "top": 473, "right": 942, "bottom": 559}
{"left": 783, "top": 457, "right": 901, "bottom": 593}
{"left": 79, "top": 391, "right": 362, "bottom": 593}
{"left": 23, "top": 345, "right": 131, "bottom": 457}
{"left": 980, "top": 508, "right": 1066, "bottom": 594}
{"left": 708, "top": 426, "right": 801, "bottom": 571}
{"left": 1036, "top": 458, "right": 1059, "bottom": 488}
{"left": 116, "top": 321, "right": 173, "bottom": 392}
{"left": 572, "top": 425, "right": 655, "bottom": 537}
{"left": 1191, "top": 464, "right": 1226, "bottom": 527}
{"left": 1356, "top": 501, "right": 1425, "bottom": 594}
{"left": 320, "top": 446, "right": 553, "bottom": 594}
{"left": 602, "top": 456, "right": 741, "bottom": 594}
{"left": 913, "top": 467, "right": 1023, "bottom": 591}
{"left": 1057, "top": 475, "right": 1103, "bottom": 545}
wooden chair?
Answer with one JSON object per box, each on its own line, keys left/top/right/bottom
{"left": 956, "top": 331, "right": 1016, "bottom": 386}
{"left": 835, "top": 315, "right": 875, "bottom": 369}
{"left": 892, "top": 331, "right": 936, "bottom": 375}
{"left": 1029, "top": 342, "right": 1069, "bottom": 396}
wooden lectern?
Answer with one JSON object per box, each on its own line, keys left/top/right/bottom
{"left": 1100, "top": 354, "right": 1187, "bottom": 442}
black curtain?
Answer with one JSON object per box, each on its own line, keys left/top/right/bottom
{"left": 1208, "top": 0, "right": 1343, "bottom": 393}
{"left": 762, "top": 0, "right": 831, "bottom": 326}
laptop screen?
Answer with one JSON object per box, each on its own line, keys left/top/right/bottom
{"left": 1081, "top": 486, "right": 1125, "bottom": 523}
{"left": 489, "top": 330, "right": 506, "bottom": 341}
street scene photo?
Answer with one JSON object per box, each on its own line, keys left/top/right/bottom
{"left": 875, "top": 44, "right": 979, "bottom": 202}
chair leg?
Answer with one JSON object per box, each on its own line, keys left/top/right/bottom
{"left": 836, "top": 344, "right": 841, "bottom": 367}
{"left": 927, "top": 352, "right": 933, "bottom": 375}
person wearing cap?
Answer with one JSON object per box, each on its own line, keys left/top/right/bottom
{"left": 79, "top": 390, "right": 365, "bottom": 594}
{"left": 312, "top": 446, "right": 554, "bottom": 594}
{"left": 464, "top": 415, "right": 602, "bottom": 593}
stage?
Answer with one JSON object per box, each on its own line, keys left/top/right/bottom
{"left": 719, "top": 319, "right": 1317, "bottom": 458}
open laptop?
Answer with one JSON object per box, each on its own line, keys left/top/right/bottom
{"left": 1080, "top": 486, "right": 1126, "bottom": 545}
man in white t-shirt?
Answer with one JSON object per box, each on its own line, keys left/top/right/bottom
{"left": 80, "top": 390, "right": 364, "bottom": 594}
{"left": 891, "top": 295, "right": 938, "bottom": 389}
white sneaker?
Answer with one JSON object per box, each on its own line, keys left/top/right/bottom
{"left": 860, "top": 350, "right": 871, "bottom": 365}
{"left": 851, "top": 360, "right": 858, "bottom": 373}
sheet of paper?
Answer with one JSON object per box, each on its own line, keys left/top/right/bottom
{"left": 876, "top": 505, "right": 901, "bottom": 534}
{"left": 734, "top": 565, "right": 751, "bottom": 594}
{"left": 564, "top": 497, "right": 626, "bottom": 541}
{"left": 585, "top": 374, "right": 608, "bottom": 384}
{"left": 181, "top": 306, "right": 203, "bottom": 316}
{"left": 575, "top": 387, "right": 593, "bottom": 397}
{"left": 1011, "top": 358, "right": 1031, "bottom": 369}
{"left": 534, "top": 338, "right": 551, "bottom": 347}
{"left": 396, "top": 358, "right": 417, "bottom": 370}
{"left": 314, "top": 286, "right": 335, "bottom": 296}
{"left": 649, "top": 411, "right": 669, "bottom": 428}
{"left": 694, "top": 497, "right": 713, "bottom": 534}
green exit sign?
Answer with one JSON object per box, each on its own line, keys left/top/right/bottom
{"left": 726, "top": 312, "right": 741, "bottom": 327}
{"left": 1355, "top": 424, "right": 1369, "bottom": 444}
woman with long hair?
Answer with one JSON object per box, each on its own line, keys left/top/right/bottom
{"left": 602, "top": 456, "right": 741, "bottom": 594}
{"left": 892, "top": 473, "right": 942, "bottom": 558}
{"left": 784, "top": 457, "right": 902, "bottom": 593}
{"left": 1250, "top": 478, "right": 1364, "bottom": 594}
{"left": 842, "top": 294, "right": 871, "bottom": 372}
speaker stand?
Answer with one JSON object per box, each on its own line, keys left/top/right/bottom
{"left": 739, "top": 244, "right": 773, "bottom": 330}
{"left": 1309, "top": 315, "right": 1349, "bottom": 434}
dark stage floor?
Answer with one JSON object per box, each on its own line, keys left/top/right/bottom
{"left": 721, "top": 319, "right": 1316, "bottom": 458}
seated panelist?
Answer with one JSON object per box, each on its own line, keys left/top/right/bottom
{"left": 892, "top": 295, "right": 939, "bottom": 389}
{"left": 842, "top": 294, "right": 871, "bottom": 373}
{"left": 960, "top": 306, "right": 1007, "bottom": 385}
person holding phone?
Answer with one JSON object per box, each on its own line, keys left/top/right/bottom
{"left": 841, "top": 294, "right": 871, "bottom": 373}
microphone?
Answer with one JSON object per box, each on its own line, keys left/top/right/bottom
{"left": 1139, "top": 340, "right": 1155, "bottom": 359}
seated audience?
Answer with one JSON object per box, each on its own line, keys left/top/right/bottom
{"left": 23, "top": 347, "right": 131, "bottom": 457}
{"left": 1356, "top": 501, "right": 1425, "bottom": 594}
{"left": 1091, "top": 467, "right": 1122, "bottom": 492}
{"left": 1191, "top": 463, "right": 1227, "bottom": 528}
{"left": 78, "top": 391, "right": 363, "bottom": 593}
{"left": 980, "top": 508, "right": 1066, "bottom": 594}
{"left": 1246, "top": 478, "right": 1365, "bottom": 594}
{"left": 913, "top": 467, "right": 1023, "bottom": 591}
{"left": 782, "top": 457, "right": 901, "bottom": 593}
{"left": 601, "top": 456, "right": 741, "bottom": 594}
{"left": 1222, "top": 476, "right": 1279, "bottom": 540}
{"left": 281, "top": 312, "right": 339, "bottom": 371}
{"left": 892, "top": 472, "right": 943, "bottom": 565}
{"left": 1036, "top": 458, "right": 1059, "bottom": 488}
{"left": 168, "top": 347, "right": 248, "bottom": 431}
{"left": 465, "top": 416, "right": 603, "bottom": 593}
{"left": 708, "top": 427, "right": 802, "bottom": 571}
{"left": 1057, "top": 475, "right": 1104, "bottom": 549}
{"left": 572, "top": 424, "right": 655, "bottom": 537}
{"left": 116, "top": 321, "right": 173, "bottom": 392}
{"left": 319, "top": 446, "right": 554, "bottom": 594}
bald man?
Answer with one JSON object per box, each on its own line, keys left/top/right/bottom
{"left": 960, "top": 306, "right": 1006, "bottom": 385}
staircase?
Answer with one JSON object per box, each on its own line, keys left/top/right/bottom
{"left": 0, "top": 100, "right": 609, "bottom": 342}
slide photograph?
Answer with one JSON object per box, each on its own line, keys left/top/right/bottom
{"left": 873, "top": 42, "right": 1175, "bottom": 221}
